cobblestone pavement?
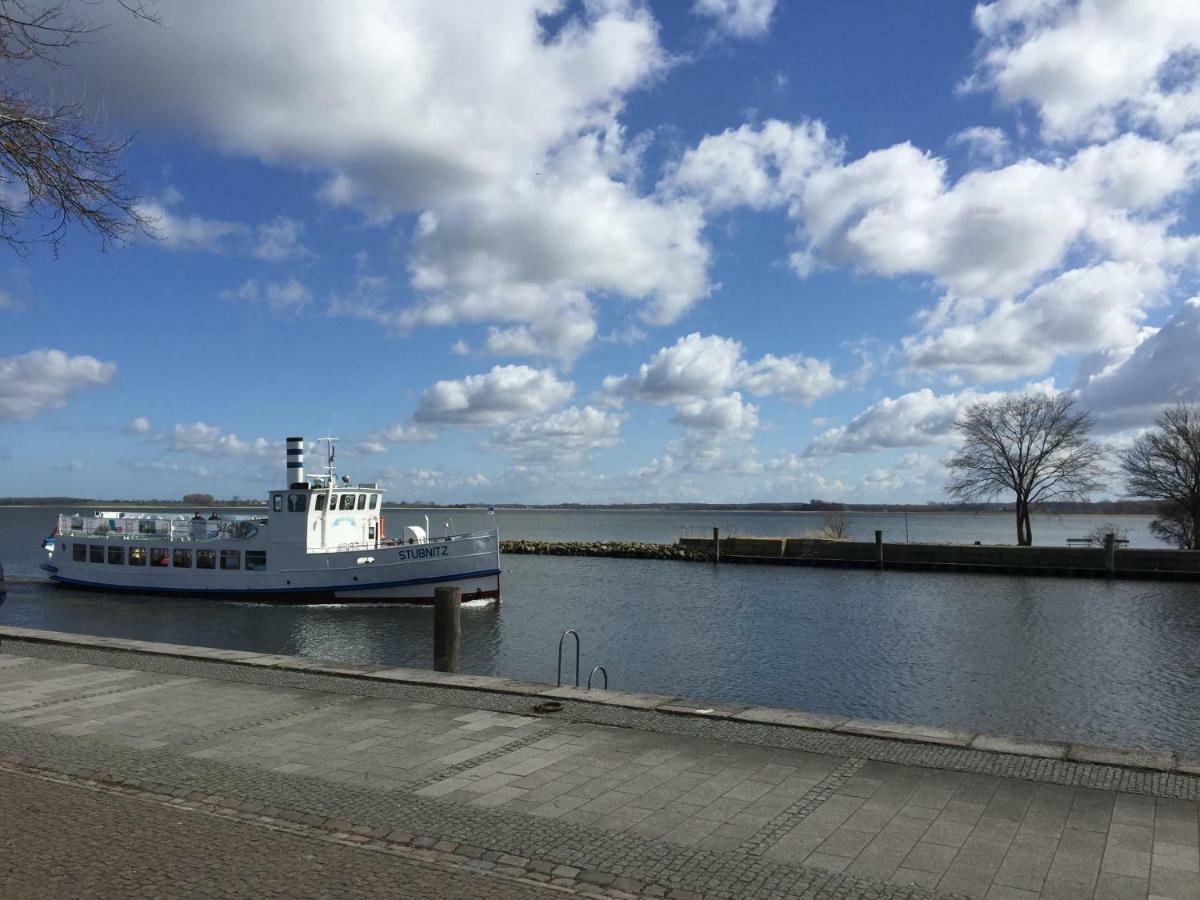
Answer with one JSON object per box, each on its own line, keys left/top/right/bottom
{"left": 0, "top": 645, "right": 1197, "bottom": 899}
{"left": 0, "top": 769, "right": 569, "bottom": 899}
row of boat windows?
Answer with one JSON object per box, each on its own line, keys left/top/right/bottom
{"left": 276, "top": 493, "right": 379, "bottom": 513}
{"left": 72, "top": 543, "right": 266, "bottom": 571}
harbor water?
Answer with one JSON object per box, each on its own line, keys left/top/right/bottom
{"left": 2, "top": 506, "right": 1198, "bottom": 753}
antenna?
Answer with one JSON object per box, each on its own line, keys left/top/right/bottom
{"left": 317, "top": 435, "right": 339, "bottom": 484}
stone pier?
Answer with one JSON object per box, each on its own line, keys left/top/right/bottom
{"left": 0, "top": 626, "right": 1197, "bottom": 899}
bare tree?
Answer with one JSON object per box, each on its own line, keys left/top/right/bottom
{"left": 1120, "top": 404, "right": 1200, "bottom": 550}
{"left": 808, "top": 510, "right": 851, "bottom": 541}
{"left": 946, "top": 394, "right": 1103, "bottom": 546}
{"left": 1083, "top": 521, "right": 1128, "bottom": 547}
{"left": 1, "top": 0, "right": 155, "bottom": 254}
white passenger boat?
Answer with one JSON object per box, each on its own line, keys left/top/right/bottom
{"left": 41, "top": 437, "right": 501, "bottom": 603}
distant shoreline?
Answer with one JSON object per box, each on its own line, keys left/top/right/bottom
{"left": 1, "top": 502, "right": 1155, "bottom": 518}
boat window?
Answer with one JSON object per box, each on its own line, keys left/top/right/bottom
{"left": 151, "top": 548, "right": 170, "bottom": 567}
{"left": 245, "top": 550, "right": 267, "bottom": 571}
{"left": 108, "top": 546, "right": 124, "bottom": 565}
{"left": 273, "top": 495, "right": 283, "bottom": 512}
{"left": 138, "top": 519, "right": 157, "bottom": 535}
{"left": 340, "top": 494, "right": 356, "bottom": 511}
{"left": 173, "top": 549, "right": 192, "bottom": 568}
{"left": 89, "top": 544, "right": 104, "bottom": 563}
{"left": 220, "top": 550, "right": 241, "bottom": 570}
{"left": 288, "top": 494, "right": 307, "bottom": 512}
{"left": 369, "top": 494, "right": 378, "bottom": 510}
{"left": 73, "top": 543, "right": 87, "bottom": 562}
{"left": 197, "top": 549, "right": 216, "bottom": 569}
{"left": 357, "top": 494, "right": 366, "bottom": 510}
{"left": 129, "top": 547, "right": 146, "bottom": 566}
{"left": 315, "top": 494, "right": 326, "bottom": 511}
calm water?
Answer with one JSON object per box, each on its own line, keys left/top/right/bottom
{"left": 2, "top": 506, "right": 1198, "bottom": 752}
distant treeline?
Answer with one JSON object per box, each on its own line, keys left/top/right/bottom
{"left": 1, "top": 497, "right": 1162, "bottom": 514}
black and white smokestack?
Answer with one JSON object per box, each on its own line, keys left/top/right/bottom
{"left": 286, "top": 436, "right": 304, "bottom": 488}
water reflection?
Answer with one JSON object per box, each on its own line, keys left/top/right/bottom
{"left": 2, "top": 532, "right": 1199, "bottom": 752}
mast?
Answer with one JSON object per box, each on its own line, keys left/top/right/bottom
{"left": 318, "top": 436, "right": 337, "bottom": 549}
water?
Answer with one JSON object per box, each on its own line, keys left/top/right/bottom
{"left": 2, "top": 506, "right": 1198, "bottom": 752}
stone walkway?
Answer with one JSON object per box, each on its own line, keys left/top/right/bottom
{"left": 0, "top": 636, "right": 1197, "bottom": 899}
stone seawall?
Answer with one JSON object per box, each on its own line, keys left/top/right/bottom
{"left": 679, "top": 536, "right": 1200, "bottom": 580}
{"left": 500, "top": 540, "right": 705, "bottom": 561}
{"left": 500, "top": 537, "right": 1200, "bottom": 580}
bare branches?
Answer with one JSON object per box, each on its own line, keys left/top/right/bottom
{"left": 1120, "top": 404, "right": 1200, "bottom": 549}
{"left": 1, "top": 0, "right": 157, "bottom": 254}
{"left": 946, "top": 394, "right": 1103, "bottom": 545}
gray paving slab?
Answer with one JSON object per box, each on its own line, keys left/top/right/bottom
{"left": 1, "top": 641, "right": 1198, "bottom": 899}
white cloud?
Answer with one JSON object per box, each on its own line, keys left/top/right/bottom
{"left": 72, "top": 1, "right": 705, "bottom": 362}
{"left": 1079, "top": 296, "right": 1200, "bottom": 427}
{"left": 969, "top": 0, "right": 1200, "bottom": 141}
{"left": 665, "top": 119, "right": 837, "bottom": 213}
{"left": 0, "top": 349, "right": 116, "bottom": 420}
{"left": 131, "top": 459, "right": 212, "bottom": 478}
{"left": 222, "top": 278, "right": 314, "bottom": 315}
{"left": 904, "top": 261, "right": 1167, "bottom": 380}
{"left": 605, "top": 333, "right": 745, "bottom": 404}
{"left": 488, "top": 406, "right": 622, "bottom": 460}
{"left": 378, "top": 466, "right": 490, "bottom": 496}
{"left": 380, "top": 422, "right": 438, "bottom": 443}
{"left": 674, "top": 120, "right": 1200, "bottom": 303}
{"left": 414, "top": 365, "right": 574, "bottom": 426}
{"left": 123, "top": 416, "right": 152, "bottom": 435}
{"left": 480, "top": 293, "right": 598, "bottom": 367}
{"left": 692, "top": 0, "right": 778, "bottom": 38}
{"left": 136, "top": 197, "right": 247, "bottom": 253}
{"left": 670, "top": 392, "right": 759, "bottom": 435}
{"left": 353, "top": 422, "right": 438, "bottom": 454}
{"left": 253, "top": 216, "right": 312, "bottom": 261}
{"left": 354, "top": 440, "right": 388, "bottom": 455}
{"left": 169, "top": 422, "right": 271, "bottom": 457}
{"left": 806, "top": 387, "right": 1010, "bottom": 455}
{"left": 738, "top": 353, "right": 844, "bottom": 404}
{"left": 949, "top": 126, "right": 1011, "bottom": 167}
{"left": 852, "top": 452, "right": 946, "bottom": 499}
{"left": 406, "top": 134, "right": 711, "bottom": 335}
{"left": 604, "top": 332, "right": 844, "bottom": 407}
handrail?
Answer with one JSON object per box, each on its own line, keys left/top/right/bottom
{"left": 557, "top": 629, "right": 580, "bottom": 687}
{"left": 587, "top": 665, "right": 608, "bottom": 690}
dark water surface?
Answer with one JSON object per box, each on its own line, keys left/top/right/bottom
{"left": 2, "top": 507, "right": 1198, "bottom": 752}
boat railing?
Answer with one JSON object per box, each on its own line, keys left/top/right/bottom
{"left": 379, "top": 528, "right": 497, "bottom": 547}
{"left": 57, "top": 514, "right": 265, "bottom": 543}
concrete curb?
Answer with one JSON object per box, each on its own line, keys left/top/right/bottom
{"left": 1, "top": 625, "right": 1193, "bottom": 778}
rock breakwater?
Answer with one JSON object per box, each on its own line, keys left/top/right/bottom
{"left": 500, "top": 540, "right": 706, "bottom": 561}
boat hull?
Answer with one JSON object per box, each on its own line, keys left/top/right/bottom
{"left": 44, "top": 531, "right": 501, "bottom": 604}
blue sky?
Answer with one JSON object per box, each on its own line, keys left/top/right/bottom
{"left": 2, "top": 0, "right": 1200, "bottom": 503}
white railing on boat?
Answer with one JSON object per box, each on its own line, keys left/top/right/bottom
{"left": 57, "top": 514, "right": 264, "bottom": 543}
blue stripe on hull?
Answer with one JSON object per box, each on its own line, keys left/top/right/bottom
{"left": 47, "top": 567, "right": 501, "bottom": 599}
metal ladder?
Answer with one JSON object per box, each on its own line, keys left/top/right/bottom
{"left": 556, "top": 629, "right": 610, "bottom": 690}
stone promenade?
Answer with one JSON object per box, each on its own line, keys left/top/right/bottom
{"left": 0, "top": 628, "right": 1197, "bottom": 900}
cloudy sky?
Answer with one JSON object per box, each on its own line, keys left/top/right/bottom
{"left": 3, "top": 0, "right": 1200, "bottom": 503}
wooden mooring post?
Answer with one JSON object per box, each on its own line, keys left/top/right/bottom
{"left": 433, "top": 586, "right": 462, "bottom": 673}
{"left": 1104, "top": 532, "right": 1116, "bottom": 579}
{"left": 875, "top": 530, "right": 884, "bottom": 570}
{"left": 713, "top": 527, "right": 720, "bottom": 564}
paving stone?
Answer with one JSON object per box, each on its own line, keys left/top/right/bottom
{"left": 7, "top": 638, "right": 1200, "bottom": 900}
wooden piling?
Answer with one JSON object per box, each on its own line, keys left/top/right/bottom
{"left": 1104, "top": 532, "right": 1116, "bottom": 579}
{"left": 713, "top": 527, "right": 720, "bottom": 564}
{"left": 433, "top": 586, "right": 462, "bottom": 673}
{"left": 875, "top": 530, "right": 884, "bottom": 569}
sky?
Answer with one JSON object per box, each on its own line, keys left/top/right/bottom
{"left": 2, "top": 0, "right": 1200, "bottom": 504}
